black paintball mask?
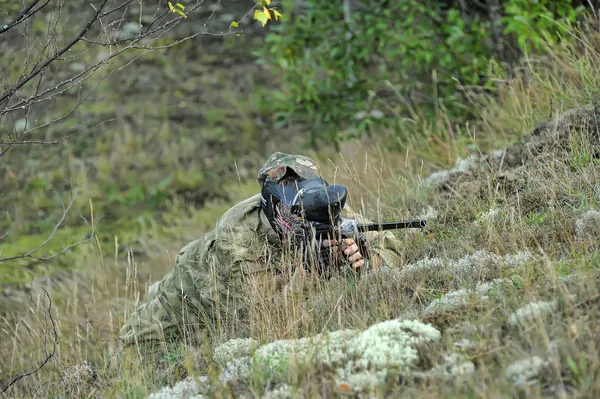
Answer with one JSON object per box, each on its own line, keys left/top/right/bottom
{"left": 260, "top": 175, "right": 348, "bottom": 241}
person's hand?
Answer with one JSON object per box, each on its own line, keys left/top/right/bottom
{"left": 322, "top": 238, "right": 365, "bottom": 270}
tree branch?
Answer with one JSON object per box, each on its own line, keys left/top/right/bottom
{"left": 0, "top": 0, "right": 52, "bottom": 35}
{"left": 0, "top": 118, "right": 115, "bottom": 146}
{"left": 0, "top": 0, "right": 109, "bottom": 107}
{"left": 0, "top": 186, "right": 96, "bottom": 263}
{"left": 98, "top": 0, "right": 135, "bottom": 19}
{"left": 0, "top": 0, "right": 238, "bottom": 118}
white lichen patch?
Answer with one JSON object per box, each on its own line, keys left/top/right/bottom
{"left": 397, "top": 250, "right": 504, "bottom": 287}
{"left": 453, "top": 156, "right": 478, "bottom": 173}
{"left": 394, "top": 257, "right": 445, "bottom": 283}
{"left": 453, "top": 338, "right": 476, "bottom": 350}
{"left": 509, "top": 300, "right": 557, "bottom": 327}
{"left": 451, "top": 251, "right": 503, "bottom": 279}
{"left": 394, "top": 250, "right": 536, "bottom": 290}
{"left": 219, "top": 356, "right": 254, "bottom": 385}
{"left": 423, "top": 353, "right": 475, "bottom": 380}
{"left": 335, "top": 368, "right": 387, "bottom": 395}
{"left": 262, "top": 384, "right": 304, "bottom": 399}
{"left": 425, "top": 279, "right": 506, "bottom": 313}
{"left": 503, "top": 251, "right": 535, "bottom": 269}
{"left": 423, "top": 156, "right": 477, "bottom": 187}
{"left": 418, "top": 205, "right": 439, "bottom": 220}
{"left": 425, "top": 289, "right": 473, "bottom": 313}
{"left": 575, "top": 210, "right": 600, "bottom": 243}
{"left": 337, "top": 320, "right": 441, "bottom": 394}
{"left": 253, "top": 329, "right": 358, "bottom": 381}
{"left": 254, "top": 338, "right": 301, "bottom": 380}
{"left": 348, "top": 320, "right": 440, "bottom": 370}
{"left": 505, "top": 356, "right": 549, "bottom": 386}
{"left": 475, "top": 278, "right": 506, "bottom": 295}
{"left": 313, "top": 329, "right": 358, "bottom": 366}
{"left": 213, "top": 338, "right": 259, "bottom": 366}
{"left": 147, "top": 376, "right": 210, "bottom": 399}
{"left": 424, "top": 170, "right": 452, "bottom": 187}
{"left": 153, "top": 321, "right": 439, "bottom": 398}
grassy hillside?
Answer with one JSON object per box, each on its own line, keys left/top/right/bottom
{"left": 1, "top": 21, "right": 600, "bottom": 398}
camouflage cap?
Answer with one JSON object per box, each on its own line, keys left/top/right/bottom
{"left": 257, "top": 152, "right": 321, "bottom": 185}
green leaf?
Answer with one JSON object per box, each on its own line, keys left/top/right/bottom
{"left": 176, "top": 2, "right": 185, "bottom": 10}
{"left": 567, "top": 356, "right": 579, "bottom": 376}
{"left": 174, "top": 9, "right": 187, "bottom": 18}
{"left": 168, "top": 1, "right": 174, "bottom": 11}
{"left": 273, "top": 9, "right": 282, "bottom": 21}
{"left": 230, "top": 21, "right": 239, "bottom": 28}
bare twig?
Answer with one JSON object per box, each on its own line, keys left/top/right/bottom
{"left": 0, "top": 0, "right": 51, "bottom": 35}
{"left": 0, "top": 0, "right": 109, "bottom": 107}
{"left": 0, "top": 187, "right": 96, "bottom": 263}
{"left": 0, "top": 0, "right": 245, "bottom": 122}
{"left": 1, "top": 288, "right": 58, "bottom": 394}
{"left": 0, "top": 0, "right": 256, "bottom": 270}
{"left": 98, "top": 0, "right": 135, "bottom": 19}
{"left": 0, "top": 117, "right": 115, "bottom": 146}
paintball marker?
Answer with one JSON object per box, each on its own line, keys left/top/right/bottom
{"left": 309, "top": 218, "right": 427, "bottom": 260}
{"left": 261, "top": 175, "right": 427, "bottom": 264}
{"left": 313, "top": 218, "right": 427, "bottom": 240}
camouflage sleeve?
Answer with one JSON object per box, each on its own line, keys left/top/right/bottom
{"left": 117, "top": 239, "right": 212, "bottom": 350}
{"left": 341, "top": 206, "right": 404, "bottom": 269}
{"left": 118, "top": 225, "right": 277, "bottom": 351}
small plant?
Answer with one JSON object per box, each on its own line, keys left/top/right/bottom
{"left": 502, "top": 0, "right": 584, "bottom": 52}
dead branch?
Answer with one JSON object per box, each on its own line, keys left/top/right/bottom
{"left": 0, "top": 0, "right": 224, "bottom": 110}
{"left": 0, "top": 118, "right": 115, "bottom": 146}
{"left": 0, "top": 186, "right": 96, "bottom": 263}
{"left": 0, "top": 1, "right": 52, "bottom": 35}
{"left": 1, "top": 288, "right": 58, "bottom": 394}
{"left": 0, "top": 0, "right": 255, "bottom": 161}
{"left": 0, "top": 0, "right": 110, "bottom": 107}
{"left": 98, "top": 0, "right": 136, "bottom": 19}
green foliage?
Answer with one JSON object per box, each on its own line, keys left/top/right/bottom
{"left": 255, "top": 0, "right": 494, "bottom": 147}
{"left": 255, "top": 0, "right": 588, "bottom": 149}
{"left": 502, "top": 0, "right": 585, "bottom": 52}
{"left": 525, "top": 211, "right": 549, "bottom": 226}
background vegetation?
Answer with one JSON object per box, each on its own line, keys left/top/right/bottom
{"left": 1, "top": 0, "right": 599, "bottom": 397}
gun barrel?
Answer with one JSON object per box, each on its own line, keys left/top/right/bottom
{"left": 357, "top": 220, "right": 427, "bottom": 232}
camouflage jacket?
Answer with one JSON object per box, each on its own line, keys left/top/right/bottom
{"left": 117, "top": 194, "right": 404, "bottom": 348}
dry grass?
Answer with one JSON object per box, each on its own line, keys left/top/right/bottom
{"left": 2, "top": 22, "right": 600, "bottom": 399}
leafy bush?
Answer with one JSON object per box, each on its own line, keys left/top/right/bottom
{"left": 255, "top": 0, "right": 492, "bottom": 147}
{"left": 255, "top": 0, "right": 586, "bottom": 148}
{"left": 502, "top": 0, "right": 586, "bottom": 52}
